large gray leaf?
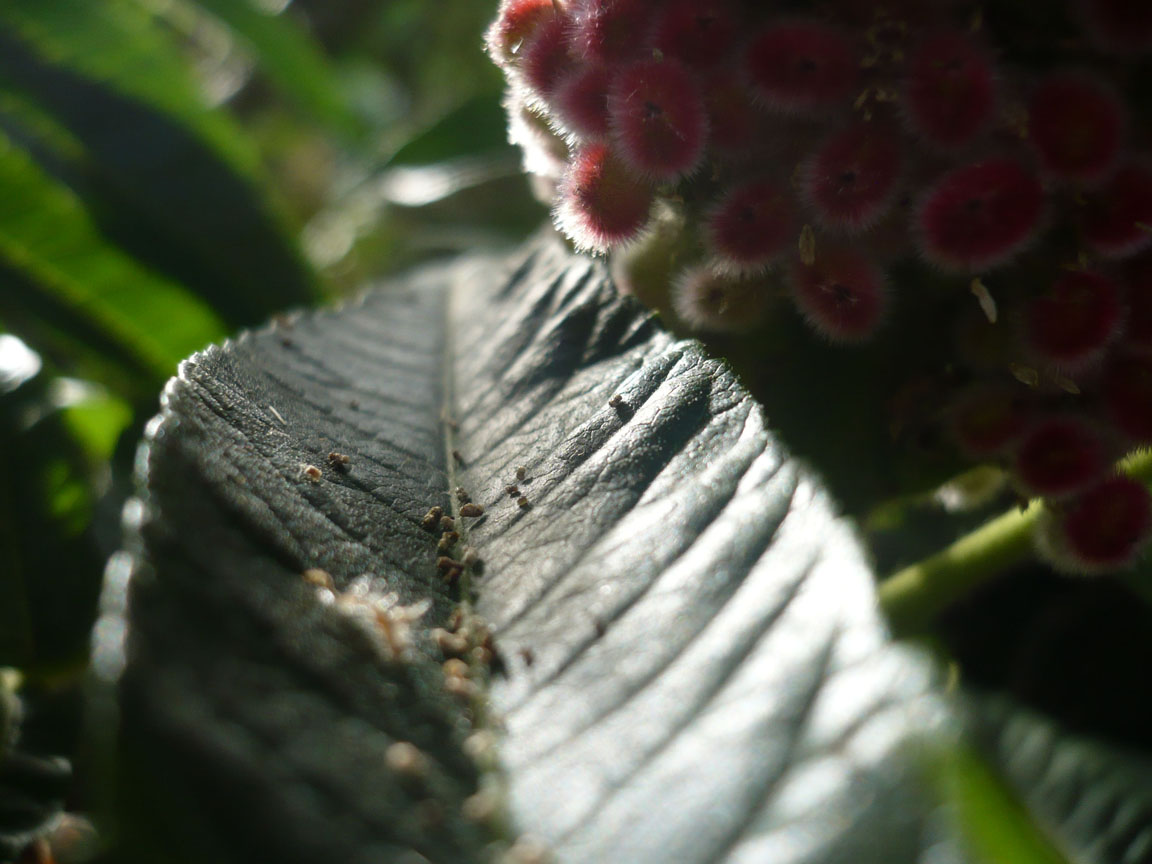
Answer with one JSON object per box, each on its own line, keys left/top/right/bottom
{"left": 970, "top": 697, "right": 1152, "bottom": 864}
{"left": 91, "top": 234, "right": 948, "bottom": 863}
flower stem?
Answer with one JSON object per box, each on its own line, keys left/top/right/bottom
{"left": 879, "top": 450, "right": 1152, "bottom": 638}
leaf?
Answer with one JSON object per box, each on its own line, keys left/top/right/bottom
{"left": 184, "top": 0, "right": 363, "bottom": 139}
{"left": 939, "top": 744, "right": 1073, "bottom": 864}
{"left": 0, "top": 0, "right": 319, "bottom": 325}
{"left": 968, "top": 696, "right": 1152, "bottom": 864}
{"left": 0, "top": 131, "right": 228, "bottom": 398}
{"left": 0, "top": 337, "right": 107, "bottom": 668}
{"left": 92, "top": 235, "right": 950, "bottom": 862}
{"left": 385, "top": 95, "right": 513, "bottom": 168}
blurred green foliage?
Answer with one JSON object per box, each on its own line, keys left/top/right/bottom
{"left": 0, "top": 0, "right": 540, "bottom": 679}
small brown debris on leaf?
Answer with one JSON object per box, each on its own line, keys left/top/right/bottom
{"left": 519, "top": 647, "right": 535, "bottom": 666}
{"left": 455, "top": 486, "right": 471, "bottom": 504}
{"left": 463, "top": 730, "right": 497, "bottom": 762}
{"left": 437, "top": 531, "right": 460, "bottom": 554}
{"left": 300, "top": 464, "right": 322, "bottom": 483}
{"left": 608, "top": 393, "right": 623, "bottom": 408}
{"left": 437, "top": 556, "right": 463, "bottom": 573}
{"left": 439, "top": 515, "right": 455, "bottom": 532}
{"left": 517, "top": 496, "right": 530, "bottom": 509}
{"left": 460, "top": 502, "right": 484, "bottom": 517}
{"left": 444, "top": 674, "right": 478, "bottom": 700}
{"left": 385, "top": 741, "right": 426, "bottom": 776}
{"left": 515, "top": 465, "right": 527, "bottom": 481}
{"left": 421, "top": 506, "right": 443, "bottom": 532}
{"left": 453, "top": 449, "right": 467, "bottom": 466}
{"left": 302, "top": 568, "right": 334, "bottom": 590}
{"left": 505, "top": 484, "right": 520, "bottom": 496}
{"left": 326, "top": 451, "right": 350, "bottom": 471}
{"left": 462, "top": 789, "right": 499, "bottom": 823}
{"left": 502, "top": 834, "right": 553, "bottom": 864}
{"left": 442, "top": 658, "right": 470, "bottom": 679}
{"left": 431, "top": 627, "right": 469, "bottom": 656}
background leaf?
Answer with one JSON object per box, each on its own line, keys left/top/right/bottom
{"left": 92, "top": 236, "right": 951, "bottom": 862}
{"left": 0, "top": 133, "right": 228, "bottom": 399}
{"left": 0, "top": 0, "right": 319, "bottom": 325}
{"left": 967, "top": 696, "right": 1152, "bottom": 864}
{"left": 185, "top": 0, "right": 364, "bottom": 140}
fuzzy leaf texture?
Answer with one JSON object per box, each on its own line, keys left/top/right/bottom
{"left": 969, "top": 697, "right": 1152, "bottom": 864}
{"left": 93, "top": 235, "right": 952, "bottom": 863}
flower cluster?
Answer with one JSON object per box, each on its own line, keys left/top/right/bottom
{"left": 486, "top": 0, "right": 1152, "bottom": 573}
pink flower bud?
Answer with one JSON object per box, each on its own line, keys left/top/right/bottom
{"left": 552, "top": 64, "right": 612, "bottom": 140}
{"left": 1122, "top": 255, "right": 1152, "bottom": 346}
{"left": 671, "top": 264, "right": 773, "bottom": 332}
{"left": 486, "top": 0, "right": 561, "bottom": 66}
{"left": 1080, "top": 0, "right": 1152, "bottom": 53}
{"left": 902, "top": 31, "right": 996, "bottom": 149}
{"left": 915, "top": 158, "right": 1045, "bottom": 272}
{"left": 1102, "top": 348, "right": 1152, "bottom": 441}
{"left": 1013, "top": 415, "right": 1111, "bottom": 498}
{"left": 700, "top": 68, "right": 762, "bottom": 157}
{"left": 1027, "top": 72, "right": 1125, "bottom": 186}
{"left": 554, "top": 142, "right": 654, "bottom": 252}
{"left": 800, "top": 121, "right": 902, "bottom": 233}
{"left": 1080, "top": 161, "right": 1152, "bottom": 260}
{"left": 568, "top": 0, "right": 655, "bottom": 63}
{"left": 948, "top": 384, "right": 1032, "bottom": 458}
{"left": 746, "top": 21, "right": 856, "bottom": 115}
{"left": 1024, "top": 271, "right": 1122, "bottom": 370}
{"left": 1042, "top": 475, "right": 1152, "bottom": 573}
{"left": 521, "top": 16, "right": 576, "bottom": 100}
{"left": 789, "top": 246, "right": 888, "bottom": 343}
{"left": 607, "top": 59, "right": 708, "bottom": 181}
{"left": 650, "top": 0, "right": 739, "bottom": 69}
{"left": 705, "top": 179, "right": 797, "bottom": 271}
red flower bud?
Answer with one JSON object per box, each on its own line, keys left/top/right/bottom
{"left": 1080, "top": 161, "right": 1152, "bottom": 260}
{"left": 902, "top": 31, "right": 996, "bottom": 149}
{"left": 1023, "top": 271, "right": 1122, "bottom": 371}
{"left": 608, "top": 59, "right": 708, "bottom": 181}
{"left": 554, "top": 142, "right": 654, "bottom": 251}
{"left": 1027, "top": 71, "right": 1125, "bottom": 186}
{"left": 789, "top": 247, "right": 888, "bottom": 343}
{"left": 800, "top": 121, "right": 902, "bottom": 233}
{"left": 1012, "top": 415, "right": 1111, "bottom": 498}
{"left": 916, "top": 158, "right": 1045, "bottom": 272}
{"left": 705, "top": 179, "right": 797, "bottom": 271}
{"left": 746, "top": 22, "right": 856, "bottom": 115}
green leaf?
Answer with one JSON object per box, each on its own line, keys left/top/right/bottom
{"left": 183, "top": 0, "right": 363, "bottom": 139}
{"left": 941, "top": 744, "right": 1073, "bottom": 864}
{"left": 0, "top": 131, "right": 228, "bottom": 397}
{"left": 968, "top": 697, "right": 1152, "bottom": 864}
{"left": 92, "top": 236, "right": 951, "bottom": 862}
{"left": 0, "top": 339, "right": 107, "bottom": 668}
{"left": 0, "top": 0, "right": 320, "bottom": 325}
{"left": 385, "top": 94, "right": 513, "bottom": 167}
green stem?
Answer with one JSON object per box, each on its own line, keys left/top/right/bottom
{"left": 879, "top": 450, "right": 1152, "bottom": 638}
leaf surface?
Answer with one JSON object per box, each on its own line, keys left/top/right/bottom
{"left": 970, "top": 697, "right": 1152, "bottom": 864}
{"left": 94, "top": 236, "right": 948, "bottom": 862}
